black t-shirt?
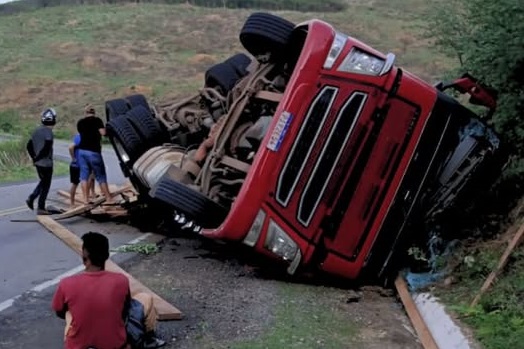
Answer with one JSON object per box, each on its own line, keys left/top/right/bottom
{"left": 77, "top": 116, "right": 105, "bottom": 153}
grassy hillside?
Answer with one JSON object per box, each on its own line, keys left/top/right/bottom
{"left": 0, "top": 0, "right": 348, "bottom": 15}
{"left": 0, "top": 0, "right": 453, "bottom": 138}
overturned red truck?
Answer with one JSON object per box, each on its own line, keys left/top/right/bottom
{"left": 104, "top": 13, "right": 505, "bottom": 283}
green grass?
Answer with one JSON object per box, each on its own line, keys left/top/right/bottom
{"left": 195, "top": 283, "right": 357, "bottom": 349}
{"left": 436, "top": 243, "right": 524, "bottom": 349}
{"left": 0, "top": 139, "right": 69, "bottom": 183}
{"left": 0, "top": 160, "right": 69, "bottom": 184}
{"left": 0, "top": 109, "right": 35, "bottom": 136}
{"left": 0, "top": 0, "right": 348, "bottom": 14}
{"left": 0, "top": 1, "right": 453, "bottom": 133}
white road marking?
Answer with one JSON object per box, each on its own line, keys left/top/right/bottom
{"left": 0, "top": 206, "right": 28, "bottom": 217}
{"left": 0, "top": 233, "right": 152, "bottom": 313}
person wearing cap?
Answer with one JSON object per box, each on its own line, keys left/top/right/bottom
{"left": 76, "top": 104, "right": 113, "bottom": 204}
{"left": 25, "top": 108, "right": 57, "bottom": 215}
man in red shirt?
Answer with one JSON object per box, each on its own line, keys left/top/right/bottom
{"left": 52, "top": 232, "right": 166, "bottom": 349}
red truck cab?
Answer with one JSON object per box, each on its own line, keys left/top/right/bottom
{"left": 106, "top": 14, "right": 502, "bottom": 282}
{"left": 199, "top": 19, "right": 500, "bottom": 280}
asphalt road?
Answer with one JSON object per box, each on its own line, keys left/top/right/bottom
{"left": 0, "top": 139, "right": 142, "bottom": 308}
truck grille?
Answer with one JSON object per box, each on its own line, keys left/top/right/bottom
{"left": 298, "top": 92, "right": 368, "bottom": 226}
{"left": 276, "top": 86, "right": 338, "bottom": 207}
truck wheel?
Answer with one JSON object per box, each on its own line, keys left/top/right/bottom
{"left": 125, "top": 94, "right": 151, "bottom": 112}
{"left": 107, "top": 115, "right": 146, "bottom": 171}
{"left": 125, "top": 105, "right": 168, "bottom": 147}
{"left": 239, "top": 12, "right": 295, "bottom": 61}
{"left": 205, "top": 62, "right": 241, "bottom": 95}
{"left": 105, "top": 98, "right": 130, "bottom": 122}
{"left": 149, "top": 175, "right": 228, "bottom": 228}
{"left": 224, "top": 53, "right": 252, "bottom": 77}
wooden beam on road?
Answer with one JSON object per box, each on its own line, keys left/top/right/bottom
{"left": 10, "top": 199, "right": 105, "bottom": 223}
{"left": 57, "top": 184, "right": 134, "bottom": 205}
{"left": 395, "top": 275, "right": 439, "bottom": 349}
{"left": 53, "top": 197, "right": 106, "bottom": 221}
{"left": 37, "top": 215, "right": 183, "bottom": 321}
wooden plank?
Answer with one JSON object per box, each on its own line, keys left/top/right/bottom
{"left": 395, "top": 275, "right": 439, "bottom": 349}
{"left": 11, "top": 199, "right": 106, "bottom": 223}
{"left": 37, "top": 216, "right": 183, "bottom": 320}
{"left": 57, "top": 185, "right": 133, "bottom": 214}
{"left": 59, "top": 185, "right": 133, "bottom": 201}
{"left": 104, "top": 260, "right": 179, "bottom": 321}
{"left": 58, "top": 189, "right": 88, "bottom": 203}
{"left": 470, "top": 220, "right": 524, "bottom": 307}
{"left": 90, "top": 208, "right": 129, "bottom": 217}
{"left": 52, "top": 197, "right": 106, "bottom": 221}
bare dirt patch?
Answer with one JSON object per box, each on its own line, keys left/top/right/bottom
{"left": 123, "top": 232, "right": 421, "bottom": 349}
{"left": 0, "top": 80, "right": 96, "bottom": 113}
{"left": 189, "top": 53, "right": 217, "bottom": 66}
{"left": 118, "top": 84, "right": 154, "bottom": 96}
{"left": 77, "top": 48, "right": 147, "bottom": 73}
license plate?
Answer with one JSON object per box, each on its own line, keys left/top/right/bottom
{"left": 267, "top": 111, "right": 293, "bottom": 152}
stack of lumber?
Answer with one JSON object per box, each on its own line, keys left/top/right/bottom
{"left": 56, "top": 182, "right": 138, "bottom": 219}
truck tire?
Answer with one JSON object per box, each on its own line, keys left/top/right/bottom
{"left": 224, "top": 53, "right": 252, "bottom": 77}
{"left": 125, "top": 94, "right": 151, "bottom": 112}
{"left": 125, "top": 105, "right": 168, "bottom": 147}
{"left": 105, "top": 98, "right": 130, "bottom": 122}
{"left": 239, "top": 12, "right": 295, "bottom": 61}
{"left": 205, "top": 62, "right": 241, "bottom": 95}
{"left": 149, "top": 175, "right": 228, "bottom": 228}
{"left": 107, "top": 115, "right": 146, "bottom": 171}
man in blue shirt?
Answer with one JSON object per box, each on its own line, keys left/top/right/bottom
{"left": 69, "top": 133, "right": 95, "bottom": 207}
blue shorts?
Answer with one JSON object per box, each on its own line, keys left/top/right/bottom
{"left": 78, "top": 149, "right": 107, "bottom": 184}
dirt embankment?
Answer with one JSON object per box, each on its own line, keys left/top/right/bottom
{"left": 123, "top": 232, "right": 421, "bottom": 349}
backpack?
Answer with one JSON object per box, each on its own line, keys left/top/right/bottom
{"left": 126, "top": 299, "right": 146, "bottom": 349}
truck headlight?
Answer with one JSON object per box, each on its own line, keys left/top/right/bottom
{"left": 323, "top": 32, "right": 347, "bottom": 70}
{"left": 337, "top": 47, "right": 385, "bottom": 76}
{"left": 242, "top": 209, "right": 266, "bottom": 247}
{"left": 264, "top": 219, "right": 299, "bottom": 261}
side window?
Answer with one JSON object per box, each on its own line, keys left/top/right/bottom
{"left": 298, "top": 92, "right": 368, "bottom": 227}
{"left": 276, "top": 86, "right": 338, "bottom": 207}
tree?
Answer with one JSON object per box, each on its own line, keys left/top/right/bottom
{"left": 428, "top": 0, "right": 524, "bottom": 172}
